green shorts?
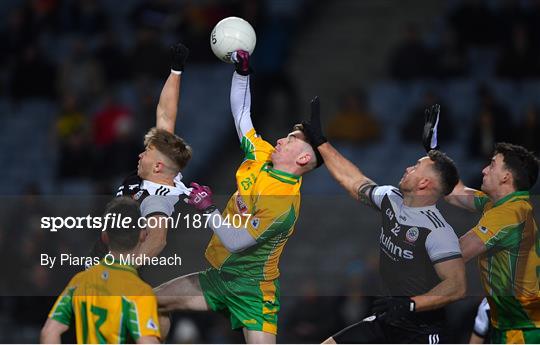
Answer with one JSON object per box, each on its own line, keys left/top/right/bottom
{"left": 198, "top": 268, "right": 280, "bottom": 334}
{"left": 491, "top": 327, "right": 540, "bottom": 344}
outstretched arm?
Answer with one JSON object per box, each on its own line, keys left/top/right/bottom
{"left": 40, "top": 318, "right": 69, "bottom": 344}
{"left": 230, "top": 51, "right": 254, "bottom": 140}
{"left": 155, "top": 43, "right": 189, "bottom": 134}
{"left": 230, "top": 71, "right": 254, "bottom": 140}
{"left": 187, "top": 183, "right": 256, "bottom": 252}
{"left": 422, "top": 104, "right": 479, "bottom": 211}
{"left": 318, "top": 142, "right": 377, "bottom": 206}
{"left": 301, "top": 97, "right": 377, "bottom": 206}
{"left": 156, "top": 72, "right": 181, "bottom": 133}
{"left": 460, "top": 230, "right": 487, "bottom": 262}
{"left": 444, "top": 180, "right": 479, "bottom": 212}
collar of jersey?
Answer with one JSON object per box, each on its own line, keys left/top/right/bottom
{"left": 141, "top": 175, "right": 190, "bottom": 196}
{"left": 493, "top": 190, "right": 530, "bottom": 208}
{"left": 100, "top": 259, "right": 138, "bottom": 275}
{"left": 261, "top": 162, "right": 300, "bottom": 185}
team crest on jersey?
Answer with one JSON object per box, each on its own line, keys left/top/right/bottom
{"left": 479, "top": 226, "right": 489, "bottom": 234}
{"left": 133, "top": 190, "right": 144, "bottom": 200}
{"left": 101, "top": 271, "right": 109, "bottom": 281}
{"left": 146, "top": 318, "right": 158, "bottom": 331}
{"left": 250, "top": 217, "right": 260, "bottom": 229}
{"left": 406, "top": 227, "right": 419, "bottom": 243}
{"left": 236, "top": 195, "right": 248, "bottom": 214}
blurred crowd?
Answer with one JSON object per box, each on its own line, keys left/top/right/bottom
{"left": 0, "top": 0, "right": 539, "bottom": 343}
{"left": 327, "top": 0, "right": 540, "bottom": 188}
{"left": 0, "top": 0, "right": 308, "bottom": 191}
{"left": 389, "top": 0, "right": 540, "bottom": 81}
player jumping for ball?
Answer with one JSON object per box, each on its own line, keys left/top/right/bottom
{"left": 154, "top": 50, "right": 323, "bottom": 344}
{"left": 90, "top": 43, "right": 192, "bottom": 260}
{"left": 445, "top": 141, "right": 540, "bottom": 344}
{"left": 301, "top": 104, "right": 467, "bottom": 343}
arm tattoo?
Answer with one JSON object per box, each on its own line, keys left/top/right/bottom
{"left": 357, "top": 181, "right": 377, "bottom": 208}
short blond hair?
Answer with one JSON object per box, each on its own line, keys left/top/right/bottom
{"left": 144, "top": 127, "right": 192, "bottom": 171}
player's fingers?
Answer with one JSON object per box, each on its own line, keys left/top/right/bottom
{"left": 432, "top": 104, "right": 440, "bottom": 117}
{"left": 310, "top": 96, "right": 320, "bottom": 120}
{"left": 202, "top": 186, "right": 212, "bottom": 195}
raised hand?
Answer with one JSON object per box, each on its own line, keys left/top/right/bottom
{"left": 422, "top": 104, "right": 440, "bottom": 153}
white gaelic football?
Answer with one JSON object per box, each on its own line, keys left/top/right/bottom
{"left": 210, "top": 17, "right": 256, "bottom": 63}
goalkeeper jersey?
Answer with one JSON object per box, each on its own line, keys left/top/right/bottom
{"left": 48, "top": 260, "right": 160, "bottom": 343}
{"left": 473, "top": 190, "right": 540, "bottom": 330}
{"left": 205, "top": 129, "right": 301, "bottom": 281}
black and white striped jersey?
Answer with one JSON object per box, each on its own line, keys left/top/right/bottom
{"left": 115, "top": 170, "right": 191, "bottom": 217}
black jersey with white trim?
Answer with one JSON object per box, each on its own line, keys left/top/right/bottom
{"left": 369, "top": 185, "right": 461, "bottom": 296}
{"left": 115, "top": 170, "right": 192, "bottom": 220}
{"left": 369, "top": 185, "right": 462, "bottom": 327}
{"left": 88, "top": 171, "right": 190, "bottom": 265}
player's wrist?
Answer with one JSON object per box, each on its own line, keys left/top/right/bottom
{"left": 407, "top": 297, "right": 416, "bottom": 312}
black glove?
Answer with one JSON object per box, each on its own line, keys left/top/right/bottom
{"left": 372, "top": 297, "right": 415, "bottom": 322}
{"left": 301, "top": 96, "right": 327, "bottom": 148}
{"left": 300, "top": 96, "right": 326, "bottom": 167}
{"left": 422, "top": 104, "right": 440, "bottom": 153}
{"left": 170, "top": 43, "right": 190, "bottom": 72}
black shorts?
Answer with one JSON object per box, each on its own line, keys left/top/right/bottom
{"left": 331, "top": 315, "right": 447, "bottom": 344}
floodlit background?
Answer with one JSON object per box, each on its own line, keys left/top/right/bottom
{"left": 0, "top": 0, "right": 539, "bottom": 343}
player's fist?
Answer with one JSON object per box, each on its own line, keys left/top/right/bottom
{"left": 372, "top": 296, "right": 415, "bottom": 323}
{"left": 301, "top": 96, "right": 327, "bottom": 148}
{"left": 422, "top": 104, "right": 440, "bottom": 153}
{"left": 186, "top": 182, "right": 215, "bottom": 213}
{"left": 231, "top": 50, "right": 252, "bottom": 76}
{"left": 170, "top": 43, "right": 190, "bottom": 72}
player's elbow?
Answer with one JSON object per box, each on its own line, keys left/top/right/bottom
{"left": 39, "top": 326, "right": 50, "bottom": 343}
{"left": 40, "top": 319, "right": 66, "bottom": 343}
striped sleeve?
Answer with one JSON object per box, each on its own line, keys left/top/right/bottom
{"left": 140, "top": 195, "right": 176, "bottom": 217}
{"left": 472, "top": 206, "right": 523, "bottom": 250}
{"left": 473, "top": 191, "right": 490, "bottom": 212}
{"left": 370, "top": 185, "right": 401, "bottom": 210}
{"left": 240, "top": 128, "right": 274, "bottom": 162}
{"left": 48, "top": 281, "right": 77, "bottom": 326}
{"left": 123, "top": 295, "right": 160, "bottom": 341}
{"left": 425, "top": 227, "right": 462, "bottom": 264}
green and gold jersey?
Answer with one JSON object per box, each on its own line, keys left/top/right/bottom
{"left": 473, "top": 191, "right": 540, "bottom": 330}
{"left": 48, "top": 260, "right": 160, "bottom": 344}
{"left": 205, "top": 129, "right": 301, "bottom": 281}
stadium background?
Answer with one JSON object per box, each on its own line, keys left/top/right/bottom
{"left": 0, "top": 0, "right": 540, "bottom": 343}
